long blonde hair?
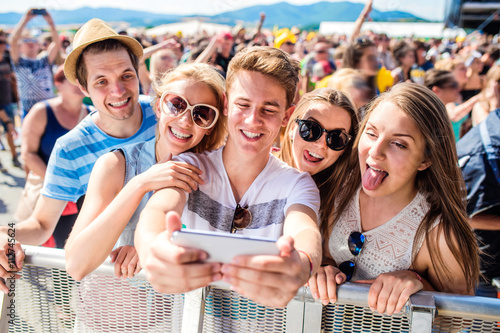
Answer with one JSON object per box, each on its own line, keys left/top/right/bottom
{"left": 479, "top": 65, "right": 500, "bottom": 106}
{"left": 346, "top": 82, "right": 479, "bottom": 293}
{"left": 279, "top": 88, "right": 360, "bottom": 244}
{"left": 152, "top": 63, "right": 227, "bottom": 153}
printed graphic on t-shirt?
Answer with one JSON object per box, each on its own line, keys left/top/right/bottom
{"left": 186, "top": 189, "right": 287, "bottom": 232}
{"left": 14, "top": 56, "right": 54, "bottom": 112}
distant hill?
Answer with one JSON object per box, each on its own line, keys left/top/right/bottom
{"left": 0, "top": 7, "right": 180, "bottom": 28}
{"left": 208, "top": 1, "right": 427, "bottom": 27}
{"left": 0, "top": 1, "right": 427, "bottom": 28}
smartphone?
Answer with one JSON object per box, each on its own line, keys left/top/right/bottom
{"left": 31, "top": 9, "right": 47, "bottom": 16}
{"left": 171, "top": 229, "right": 280, "bottom": 263}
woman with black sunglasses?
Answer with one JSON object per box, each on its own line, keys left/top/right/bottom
{"left": 65, "top": 63, "right": 227, "bottom": 281}
{"left": 278, "top": 87, "right": 360, "bottom": 268}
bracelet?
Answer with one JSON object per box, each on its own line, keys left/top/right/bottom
{"left": 298, "top": 250, "right": 313, "bottom": 278}
{"left": 411, "top": 270, "right": 423, "bottom": 283}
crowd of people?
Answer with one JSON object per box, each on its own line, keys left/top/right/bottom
{"left": 0, "top": 2, "right": 499, "bottom": 323}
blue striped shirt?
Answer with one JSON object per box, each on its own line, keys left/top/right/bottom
{"left": 41, "top": 95, "right": 157, "bottom": 202}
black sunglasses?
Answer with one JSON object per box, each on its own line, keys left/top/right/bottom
{"left": 295, "top": 118, "right": 352, "bottom": 151}
{"left": 338, "top": 231, "right": 365, "bottom": 282}
{"left": 231, "top": 204, "right": 252, "bottom": 234}
{"left": 355, "top": 37, "right": 373, "bottom": 45}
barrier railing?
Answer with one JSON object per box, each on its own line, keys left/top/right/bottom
{"left": 1, "top": 246, "right": 499, "bottom": 332}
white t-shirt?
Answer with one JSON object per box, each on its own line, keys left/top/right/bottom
{"left": 174, "top": 147, "right": 320, "bottom": 239}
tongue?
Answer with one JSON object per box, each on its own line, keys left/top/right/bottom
{"left": 305, "top": 151, "right": 322, "bottom": 162}
{"left": 362, "top": 167, "right": 387, "bottom": 191}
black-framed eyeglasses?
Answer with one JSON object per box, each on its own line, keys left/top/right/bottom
{"left": 230, "top": 204, "right": 252, "bottom": 234}
{"left": 159, "top": 91, "right": 219, "bottom": 129}
{"left": 295, "top": 118, "right": 352, "bottom": 151}
{"left": 338, "top": 231, "right": 365, "bottom": 282}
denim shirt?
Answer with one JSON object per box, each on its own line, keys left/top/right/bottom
{"left": 114, "top": 137, "right": 156, "bottom": 248}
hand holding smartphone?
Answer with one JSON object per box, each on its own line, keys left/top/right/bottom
{"left": 31, "top": 9, "right": 47, "bottom": 16}
{"left": 171, "top": 229, "right": 279, "bottom": 264}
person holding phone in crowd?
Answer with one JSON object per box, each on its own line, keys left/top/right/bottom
{"left": 9, "top": 8, "right": 61, "bottom": 119}
{"left": 135, "top": 46, "right": 322, "bottom": 308}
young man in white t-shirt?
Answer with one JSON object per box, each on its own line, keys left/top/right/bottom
{"left": 135, "top": 46, "right": 321, "bottom": 308}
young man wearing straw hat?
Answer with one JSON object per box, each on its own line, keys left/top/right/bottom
{"left": 0, "top": 19, "right": 156, "bottom": 292}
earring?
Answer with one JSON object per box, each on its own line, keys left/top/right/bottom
{"left": 288, "top": 127, "right": 295, "bottom": 142}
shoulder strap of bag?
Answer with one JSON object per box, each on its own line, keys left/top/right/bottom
{"left": 479, "top": 119, "right": 500, "bottom": 184}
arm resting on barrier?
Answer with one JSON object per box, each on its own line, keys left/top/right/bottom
{"left": 356, "top": 270, "right": 425, "bottom": 315}
{"left": 135, "top": 188, "right": 222, "bottom": 294}
{"left": 0, "top": 230, "right": 24, "bottom": 293}
{"left": 0, "top": 195, "right": 67, "bottom": 293}
{"left": 355, "top": 225, "right": 472, "bottom": 315}
{"left": 0, "top": 194, "right": 67, "bottom": 291}
{"left": 13, "top": 196, "right": 67, "bottom": 246}
{"left": 308, "top": 264, "right": 347, "bottom": 306}
{"left": 65, "top": 151, "right": 203, "bottom": 281}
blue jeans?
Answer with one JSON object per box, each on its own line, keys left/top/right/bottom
{"left": 475, "top": 281, "right": 498, "bottom": 298}
{"left": 0, "top": 103, "right": 15, "bottom": 131}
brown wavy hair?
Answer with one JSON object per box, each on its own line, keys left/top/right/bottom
{"left": 344, "top": 82, "right": 479, "bottom": 293}
{"left": 279, "top": 88, "right": 360, "bottom": 247}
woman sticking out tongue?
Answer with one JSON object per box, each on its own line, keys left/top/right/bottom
{"left": 361, "top": 165, "right": 388, "bottom": 191}
{"left": 308, "top": 82, "right": 479, "bottom": 316}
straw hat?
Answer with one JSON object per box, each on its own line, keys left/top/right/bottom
{"left": 64, "top": 18, "right": 143, "bottom": 85}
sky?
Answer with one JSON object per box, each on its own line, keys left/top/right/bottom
{"left": 3, "top": 0, "right": 447, "bottom": 21}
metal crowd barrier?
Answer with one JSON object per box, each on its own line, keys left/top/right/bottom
{"left": 0, "top": 246, "right": 499, "bottom": 332}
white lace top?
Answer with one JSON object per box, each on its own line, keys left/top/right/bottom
{"left": 329, "top": 187, "right": 435, "bottom": 280}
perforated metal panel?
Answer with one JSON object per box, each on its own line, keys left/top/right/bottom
{"left": 9, "top": 265, "right": 75, "bottom": 332}
{"left": 3, "top": 246, "right": 500, "bottom": 333}
{"left": 8, "top": 266, "right": 184, "bottom": 333}
{"left": 203, "top": 287, "right": 287, "bottom": 332}
{"left": 432, "top": 315, "right": 500, "bottom": 332}
{"left": 321, "top": 303, "right": 411, "bottom": 332}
